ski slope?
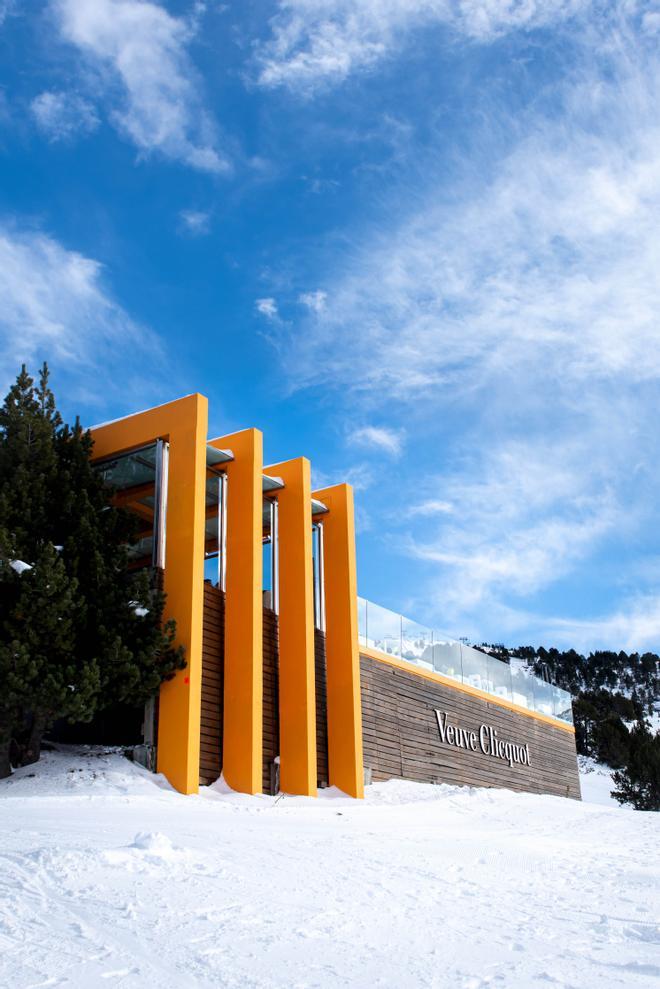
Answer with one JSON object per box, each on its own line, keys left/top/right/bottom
{"left": 0, "top": 747, "right": 658, "bottom": 989}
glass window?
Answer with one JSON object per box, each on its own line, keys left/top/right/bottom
{"left": 313, "top": 524, "right": 325, "bottom": 630}
{"left": 97, "top": 441, "right": 167, "bottom": 570}
{"left": 203, "top": 472, "right": 224, "bottom": 587}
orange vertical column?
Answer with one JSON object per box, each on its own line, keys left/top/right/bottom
{"left": 264, "top": 458, "right": 317, "bottom": 797}
{"left": 208, "top": 429, "right": 263, "bottom": 794}
{"left": 312, "top": 483, "right": 364, "bottom": 798}
{"left": 91, "top": 394, "right": 208, "bottom": 795}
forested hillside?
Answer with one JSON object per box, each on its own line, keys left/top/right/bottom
{"left": 482, "top": 643, "right": 660, "bottom": 810}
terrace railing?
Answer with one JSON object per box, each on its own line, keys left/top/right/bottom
{"left": 357, "top": 597, "right": 573, "bottom": 725}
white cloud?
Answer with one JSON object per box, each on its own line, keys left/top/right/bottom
{"left": 299, "top": 289, "right": 327, "bottom": 312}
{"left": 274, "top": 16, "right": 660, "bottom": 640}
{"left": 407, "top": 499, "right": 454, "bottom": 517}
{"left": 313, "top": 461, "right": 374, "bottom": 492}
{"left": 406, "top": 439, "right": 619, "bottom": 614}
{"left": 31, "top": 90, "right": 99, "bottom": 142}
{"left": 539, "top": 594, "right": 660, "bottom": 653}
{"left": 53, "top": 0, "right": 227, "bottom": 172}
{"left": 255, "top": 297, "right": 278, "bottom": 319}
{"left": 349, "top": 424, "right": 403, "bottom": 456}
{"left": 0, "top": 222, "right": 159, "bottom": 397}
{"left": 179, "top": 209, "right": 211, "bottom": 235}
{"left": 256, "top": 0, "right": 588, "bottom": 90}
{"left": 0, "top": 1, "right": 15, "bottom": 26}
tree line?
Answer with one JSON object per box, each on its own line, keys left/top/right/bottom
{"left": 482, "top": 642, "right": 660, "bottom": 810}
{"left": 0, "top": 365, "right": 184, "bottom": 778}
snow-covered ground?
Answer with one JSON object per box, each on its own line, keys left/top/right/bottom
{"left": 1, "top": 748, "right": 658, "bottom": 989}
{"left": 577, "top": 756, "right": 620, "bottom": 807}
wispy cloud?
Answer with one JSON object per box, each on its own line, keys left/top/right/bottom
{"left": 178, "top": 209, "right": 211, "bottom": 235}
{"left": 256, "top": 0, "right": 588, "bottom": 91}
{"left": 313, "top": 461, "right": 374, "bottom": 492}
{"left": 538, "top": 594, "right": 660, "bottom": 653}
{"left": 273, "top": 13, "right": 660, "bottom": 645}
{"left": 407, "top": 439, "right": 619, "bottom": 614}
{"left": 0, "top": 0, "right": 15, "bottom": 27}
{"left": 299, "top": 289, "right": 327, "bottom": 312}
{"left": 53, "top": 0, "right": 227, "bottom": 172}
{"left": 407, "top": 499, "right": 454, "bottom": 517}
{"left": 31, "top": 90, "right": 99, "bottom": 142}
{"left": 255, "top": 297, "right": 279, "bottom": 319}
{"left": 0, "top": 220, "right": 160, "bottom": 402}
{"left": 349, "top": 424, "right": 403, "bottom": 457}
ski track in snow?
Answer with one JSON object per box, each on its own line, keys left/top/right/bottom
{"left": 0, "top": 748, "right": 658, "bottom": 988}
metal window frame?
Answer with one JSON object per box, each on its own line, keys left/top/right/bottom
{"left": 313, "top": 521, "right": 326, "bottom": 632}
{"left": 152, "top": 439, "right": 169, "bottom": 569}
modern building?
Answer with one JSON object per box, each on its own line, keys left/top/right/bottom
{"left": 91, "top": 394, "right": 581, "bottom": 800}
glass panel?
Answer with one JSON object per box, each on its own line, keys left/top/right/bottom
{"left": 554, "top": 686, "right": 574, "bottom": 724}
{"left": 533, "top": 676, "right": 555, "bottom": 718}
{"left": 313, "top": 525, "right": 324, "bottom": 630}
{"left": 203, "top": 556, "right": 218, "bottom": 583}
{"left": 357, "top": 596, "right": 367, "bottom": 647}
{"left": 356, "top": 595, "right": 574, "bottom": 724}
{"left": 262, "top": 497, "right": 273, "bottom": 604}
{"left": 431, "top": 639, "right": 463, "bottom": 682}
{"left": 487, "top": 654, "right": 513, "bottom": 702}
{"left": 262, "top": 539, "right": 273, "bottom": 606}
{"left": 510, "top": 660, "right": 535, "bottom": 710}
{"left": 400, "top": 617, "right": 433, "bottom": 667}
{"left": 98, "top": 443, "right": 157, "bottom": 489}
{"left": 365, "top": 601, "right": 402, "bottom": 658}
{"left": 97, "top": 443, "right": 158, "bottom": 568}
{"left": 203, "top": 473, "right": 223, "bottom": 588}
{"left": 459, "top": 643, "right": 489, "bottom": 692}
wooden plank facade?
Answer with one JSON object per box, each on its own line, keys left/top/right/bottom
{"left": 199, "top": 584, "right": 281, "bottom": 791}
{"left": 360, "top": 654, "right": 581, "bottom": 799}
{"left": 199, "top": 586, "right": 579, "bottom": 799}
{"left": 199, "top": 583, "right": 224, "bottom": 786}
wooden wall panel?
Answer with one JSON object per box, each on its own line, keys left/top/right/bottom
{"left": 263, "top": 606, "right": 280, "bottom": 794}
{"left": 199, "top": 586, "right": 281, "bottom": 793}
{"left": 315, "top": 629, "right": 329, "bottom": 788}
{"left": 360, "top": 654, "right": 581, "bottom": 800}
{"left": 199, "top": 583, "right": 224, "bottom": 786}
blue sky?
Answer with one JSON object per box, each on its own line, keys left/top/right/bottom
{"left": 2, "top": 0, "right": 660, "bottom": 652}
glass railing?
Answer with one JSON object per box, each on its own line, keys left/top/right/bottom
{"left": 357, "top": 597, "right": 574, "bottom": 725}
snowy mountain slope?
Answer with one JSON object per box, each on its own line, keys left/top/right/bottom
{"left": 0, "top": 748, "right": 658, "bottom": 989}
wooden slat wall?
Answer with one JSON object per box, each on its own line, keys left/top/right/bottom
{"left": 315, "top": 629, "right": 329, "bottom": 788}
{"left": 201, "top": 605, "right": 579, "bottom": 800}
{"left": 360, "top": 654, "right": 581, "bottom": 799}
{"left": 263, "top": 606, "right": 279, "bottom": 794}
{"left": 199, "top": 583, "right": 224, "bottom": 786}
{"left": 199, "top": 586, "right": 281, "bottom": 792}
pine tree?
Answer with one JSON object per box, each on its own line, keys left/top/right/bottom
{"left": 0, "top": 367, "right": 97, "bottom": 773}
{"left": 51, "top": 415, "right": 184, "bottom": 715}
{"left": 612, "top": 726, "right": 660, "bottom": 811}
{"left": 0, "top": 364, "right": 185, "bottom": 778}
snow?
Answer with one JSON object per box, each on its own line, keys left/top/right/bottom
{"left": 1, "top": 747, "right": 658, "bottom": 989}
{"left": 10, "top": 559, "right": 32, "bottom": 574}
{"left": 578, "top": 756, "right": 620, "bottom": 808}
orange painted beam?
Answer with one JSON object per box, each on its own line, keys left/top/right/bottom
{"left": 264, "top": 458, "right": 317, "bottom": 797}
{"left": 91, "top": 394, "right": 208, "bottom": 795}
{"left": 208, "top": 429, "right": 263, "bottom": 794}
{"left": 312, "top": 483, "right": 364, "bottom": 798}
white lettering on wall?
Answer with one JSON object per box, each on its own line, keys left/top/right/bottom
{"left": 435, "top": 710, "right": 530, "bottom": 768}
